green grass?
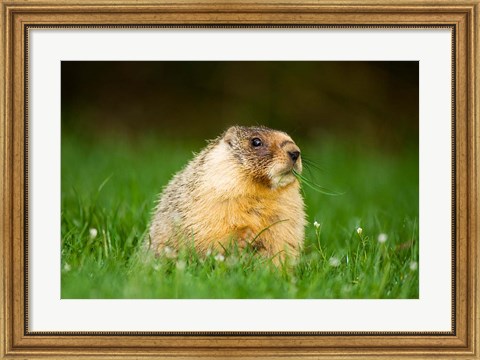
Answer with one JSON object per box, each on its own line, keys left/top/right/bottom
{"left": 61, "top": 133, "right": 419, "bottom": 299}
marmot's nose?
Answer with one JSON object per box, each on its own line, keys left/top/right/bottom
{"left": 288, "top": 150, "right": 300, "bottom": 163}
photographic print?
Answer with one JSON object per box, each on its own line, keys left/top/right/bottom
{"left": 2, "top": 1, "right": 479, "bottom": 357}
{"left": 61, "top": 61, "right": 419, "bottom": 299}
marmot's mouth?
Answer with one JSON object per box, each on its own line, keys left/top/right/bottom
{"left": 278, "top": 168, "right": 294, "bottom": 177}
{"left": 277, "top": 163, "right": 301, "bottom": 176}
{"left": 271, "top": 171, "right": 296, "bottom": 189}
{"left": 268, "top": 161, "right": 302, "bottom": 188}
{"left": 284, "top": 163, "right": 301, "bottom": 175}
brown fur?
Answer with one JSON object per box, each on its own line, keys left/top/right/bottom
{"left": 148, "top": 126, "right": 306, "bottom": 262}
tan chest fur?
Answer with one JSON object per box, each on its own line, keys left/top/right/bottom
{"left": 175, "top": 143, "right": 304, "bottom": 255}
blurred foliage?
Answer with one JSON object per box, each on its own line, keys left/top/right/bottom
{"left": 61, "top": 134, "right": 418, "bottom": 299}
{"left": 62, "top": 61, "right": 418, "bottom": 151}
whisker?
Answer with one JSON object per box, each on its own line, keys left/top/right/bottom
{"left": 302, "top": 157, "right": 325, "bottom": 172}
{"left": 292, "top": 169, "right": 344, "bottom": 196}
{"left": 304, "top": 164, "right": 316, "bottom": 182}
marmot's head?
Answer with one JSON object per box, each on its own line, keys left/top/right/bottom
{"left": 222, "top": 126, "right": 302, "bottom": 189}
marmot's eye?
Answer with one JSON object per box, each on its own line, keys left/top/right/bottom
{"left": 251, "top": 138, "right": 263, "bottom": 147}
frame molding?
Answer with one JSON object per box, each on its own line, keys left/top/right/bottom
{"left": 1, "top": 1, "right": 478, "bottom": 358}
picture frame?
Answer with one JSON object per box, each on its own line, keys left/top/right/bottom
{"left": 1, "top": 0, "right": 478, "bottom": 358}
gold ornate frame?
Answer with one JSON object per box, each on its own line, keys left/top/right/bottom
{"left": 1, "top": 1, "right": 479, "bottom": 358}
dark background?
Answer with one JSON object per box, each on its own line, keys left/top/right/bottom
{"left": 61, "top": 61, "right": 418, "bottom": 150}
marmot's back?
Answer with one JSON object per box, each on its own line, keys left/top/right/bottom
{"left": 148, "top": 126, "right": 306, "bottom": 261}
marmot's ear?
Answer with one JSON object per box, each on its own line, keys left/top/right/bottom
{"left": 223, "top": 126, "right": 237, "bottom": 147}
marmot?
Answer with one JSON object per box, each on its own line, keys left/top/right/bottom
{"left": 148, "top": 126, "right": 306, "bottom": 262}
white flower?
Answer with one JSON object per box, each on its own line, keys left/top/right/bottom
{"left": 176, "top": 260, "right": 186, "bottom": 271}
{"left": 63, "top": 263, "right": 71, "bottom": 272}
{"left": 214, "top": 253, "right": 225, "bottom": 262}
{"left": 329, "top": 256, "right": 340, "bottom": 267}
{"left": 89, "top": 228, "right": 98, "bottom": 239}
{"left": 377, "top": 233, "right": 388, "bottom": 243}
{"left": 313, "top": 221, "right": 320, "bottom": 229}
{"left": 205, "top": 249, "right": 212, "bottom": 257}
{"left": 356, "top": 227, "right": 363, "bottom": 235}
{"left": 409, "top": 261, "right": 418, "bottom": 271}
{"left": 163, "top": 246, "right": 177, "bottom": 259}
